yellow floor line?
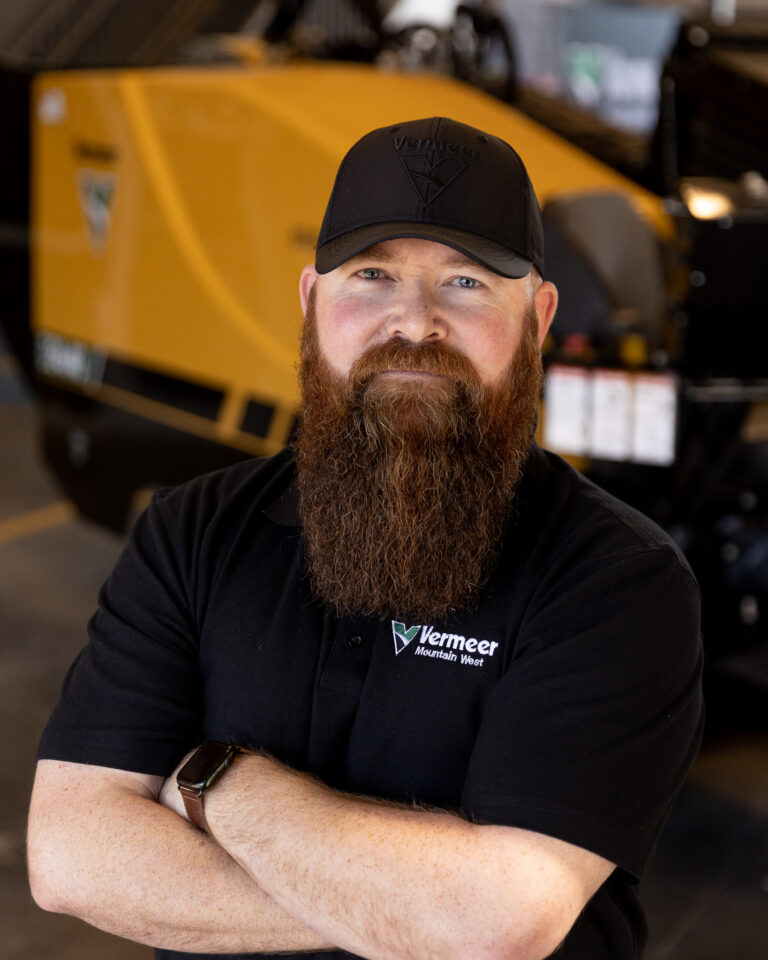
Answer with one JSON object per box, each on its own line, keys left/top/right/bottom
{"left": 0, "top": 501, "right": 76, "bottom": 545}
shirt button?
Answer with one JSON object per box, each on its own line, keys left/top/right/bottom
{"left": 346, "top": 634, "right": 364, "bottom": 649}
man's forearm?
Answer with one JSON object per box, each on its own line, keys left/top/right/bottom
{"left": 204, "top": 754, "right": 601, "bottom": 960}
{"left": 28, "top": 760, "right": 332, "bottom": 954}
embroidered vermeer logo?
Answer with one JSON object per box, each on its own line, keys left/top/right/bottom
{"left": 393, "top": 136, "right": 472, "bottom": 206}
{"left": 391, "top": 621, "right": 500, "bottom": 668}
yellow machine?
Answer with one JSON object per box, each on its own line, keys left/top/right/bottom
{"left": 29, "top": 61, "right": 666, "bottom": 526}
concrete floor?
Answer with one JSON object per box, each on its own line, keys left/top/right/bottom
{"left": 2, "top": 347, "right": 767, "bottom": 959}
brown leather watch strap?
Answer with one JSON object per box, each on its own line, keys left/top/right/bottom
{"left": 178, "top": 746, "right": 259, "bottom": 833}
{"left": 179, "top": 785, "right": 209, "bottom": 832}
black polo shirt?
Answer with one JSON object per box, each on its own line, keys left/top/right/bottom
{"left": 38, "top": 445, "right": 704, "bottom": 960}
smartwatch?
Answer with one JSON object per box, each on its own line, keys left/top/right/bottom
{"left": 176, "top": 741, "right": 246, "bottom": 833}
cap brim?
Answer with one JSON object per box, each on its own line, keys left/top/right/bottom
{"left": 315, "top": 222, "right": 533, "bottom": 279}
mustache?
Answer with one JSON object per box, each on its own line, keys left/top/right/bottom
{"left": 346, "top": 339, "right": 482, "bottom": 392}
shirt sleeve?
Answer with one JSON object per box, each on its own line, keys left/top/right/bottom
{"left": 37, "top": 490, "right": 204, "bottom": 776}
{"left": 461, "top": 545, "right": 704, "bottom": 881}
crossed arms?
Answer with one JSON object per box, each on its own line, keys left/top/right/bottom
{"left": 28, "top": 751, "right": 614, "bottom": 960}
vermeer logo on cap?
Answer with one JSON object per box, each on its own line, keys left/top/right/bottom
{"left": 393, "top": 135, "right": 475, "bottom": 158}
{"left": 393, "top": 135, "right": 472, "bottom": 206}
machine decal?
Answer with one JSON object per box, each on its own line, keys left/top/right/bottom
{"left": 543, "top": 366, "right": 678, "bottom": 467}
{"left": 34, "top": 331, "right": 105, "bottom": 392}
{"left": 74, "top": 140, "right": 119, "bottom": 163}
{"left": 75, "top": 168, "right": 116, "bottom": 254}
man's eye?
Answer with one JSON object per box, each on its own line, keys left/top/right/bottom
{"left": 358, "top": 268, "right": 381, "bottom": 280}
{"left": 451, "top": 276, "right": 479, "bottom": 288}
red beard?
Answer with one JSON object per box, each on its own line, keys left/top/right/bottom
{"left": 294, "top": 290, "right": 543, "bottom": 621}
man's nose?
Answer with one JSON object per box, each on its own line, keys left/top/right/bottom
{"left": 383, "top": 286, "right": 447, "bottom": 343}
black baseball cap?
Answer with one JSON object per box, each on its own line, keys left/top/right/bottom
{"left": 315, "top": 116, "right": 544, "bottom": 279}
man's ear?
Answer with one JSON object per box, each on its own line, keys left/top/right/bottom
{"left": 299, "top": 265, "right": 318, "bottom": 315}
{"left": 533, "top": 280, "right": 558, "bottom": 347}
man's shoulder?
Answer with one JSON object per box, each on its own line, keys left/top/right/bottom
{"left": 525, "top": 446, "right": 691, "bottom": 572}
{"left": 150, "top": 447, "right": 297, "bottom": 530}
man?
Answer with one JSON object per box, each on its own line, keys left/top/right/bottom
{"left": 28, "top": 117, "right": 703, "bottom": 960}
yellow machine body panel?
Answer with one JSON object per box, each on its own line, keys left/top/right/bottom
{"left": 32, "top": 62, "right": 666, "bottom": 455}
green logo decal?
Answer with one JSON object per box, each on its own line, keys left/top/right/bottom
{"left": 391, "top": 621, "right": 420, "bottom": 656}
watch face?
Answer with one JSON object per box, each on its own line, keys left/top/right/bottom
{"left": 177, "top": 741, "right": 237, "bottom": 791}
